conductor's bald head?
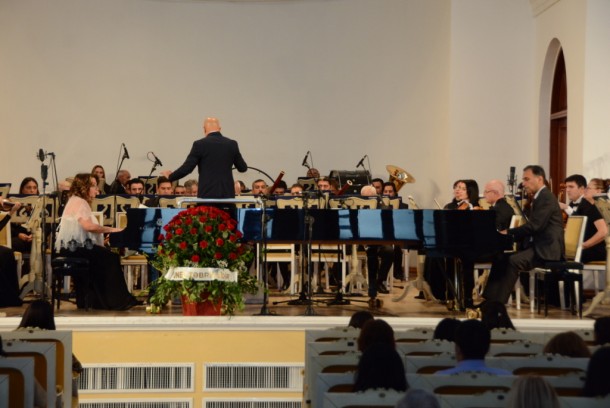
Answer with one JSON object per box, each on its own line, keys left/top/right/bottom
{"left": 203, "top": 117, "right": 221, "bottom": 136}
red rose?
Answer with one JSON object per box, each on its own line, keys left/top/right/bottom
{"left": 185, "top": 217, "right": 193, "bottom": 225}
{"left": 191, "top": 254, "right": 200, "bottom": 263}
{"left": 205, "top": 225, "right": 213, "bottom": 233}
{"left": 166, "top": 232, "right": 173, "bottom": 240}
{"left": 190, "top": 227, "right": 197, "bottom": 235}
{"left": 163, "top": 225, "right": 170, "bottom": 232}
{"left": 175, "top": 228, "right": 184, "bottom": 235}
{"left": 179, "top": 241, "right": 187, "bottom": 250}
{"left": 229, "top": 235, "right": 237, "bottom": 243}
{"left": 199, "top": 216, "right": 208, "bottom": 223}
{"left": 227, "top": 222, "right": 236, "bottom": 231}
{"left": 229, "top": 252, "right": 237, "bottom": 260}
{"left": 214, "top": 252, "right": 222, "bottom": 260}
{"left": 199, "top": 240, "right": 208, "bottom": 249}
{"left": 218, "top": 223, "right": 227, "bottom": 231}
{"left": 236, "top": 231, "right": 243, "bottom": 239}
{"left": 216, "top": 238, "right": 224, "bottom": 247}
{"left": 158, "top": 234, "right": 165, "bottom": 241}
{"left": 175, "top": 219, "right": 182, "bottom": 226}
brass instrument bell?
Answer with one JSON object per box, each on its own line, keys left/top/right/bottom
{"left": 386, "top": 165, "right": 415, "bottom": 192}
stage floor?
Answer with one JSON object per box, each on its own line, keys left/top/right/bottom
{"left": 1, "top": 281, "right": 606, "bottom": 333}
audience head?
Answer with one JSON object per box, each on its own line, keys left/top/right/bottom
{"left": 127, "top": 178, "right": 145, "bottom": 195}
{"left": 290, "top": 183, "right": 303, "bottom": 196}
{"left": 348, "top": 311, "right": 374, "bottom": 329}
{"left": 174, "top": 185, "right": 186, "bottom": 195}
{"left": 18, "top": 300, "right": 56, "bottom": 330}
{"left": 358, "top": 319, "right": 395, "bottom": 352}
{"left": 483, "top": 179, "right": 506, "bottom": 205}
{"left": 594, "top": 316, "right": 610, "bottom": 345}
{"left": 454, "top": 319, "right": 490, "bottom": 361}
{"left": 353, "top": 342, "right": 408, "bottom": 393}
{"left": 506, "top": 375, "right": 560, "bottom": 408}
{"left": 251, "top": 179, "right": 267, "bottom": 195}
{"left": 371, "top": 178, "right": 384, "bottom": 195}
{"left": 543, "top": 331, "right": 591, "bottom": 358}
{"left": 395, "top": 388, "right": 440, "bottom": 408}
{"left": 433, "top": 318, "right": 461, "bottom": 342}
{"left": 156, "top": 176, "right": 173, "bottom": 195}
{"left": 69, "top": 173, "right": 98, "bottom": 203}
{"left": 481, "top": 301, "right": 515, "bottom": 331}
{"left": 582, "top": 346, "right": 610, "bottom": 397}
{"left": 20, "top": 177, "right": 39, "bottom": 195}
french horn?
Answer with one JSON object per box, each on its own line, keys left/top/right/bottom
{"left": 386, "top": 164, "right": 415, "bottom": 192}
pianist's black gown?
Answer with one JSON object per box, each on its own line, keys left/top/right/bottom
{"left": 55, "top": 196, "right": 138, "bottom": 310}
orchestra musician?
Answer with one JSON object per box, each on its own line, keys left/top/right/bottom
{"left": 481, "top": 165, "right": 564, "bottom": 306}
{"left": 0, "top": 199, "right": 23, "bottom": 307}
{"left": 162, "top": 117, "right": 248, "bottom": 199}
{"left": 483, "top": 179, "right": 515, "bottom": 231}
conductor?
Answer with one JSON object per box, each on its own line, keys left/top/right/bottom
{"left": 162, "top": 117, "right": 248, "bottom": 198}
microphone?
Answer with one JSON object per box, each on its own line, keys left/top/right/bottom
{"left": 301, "top": 151, "right": 310, "bottom": 167}
{"left": 509, "top": 166, "right": 516, "bottom": 184}
{"left": 37, "top": 149, "right": 46, "bottom": 162}
{"left": 122, "top": 143, "right": 130, "bottom": 160}
{"left": 151, "top": 152, "right": 163, "bottom": 166}
{"left": 356, "top": 155, "right": 367, "bottom": 168}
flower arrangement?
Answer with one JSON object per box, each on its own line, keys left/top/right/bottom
{"left": 149, "top": 205, "right": 257, "bottom": 315}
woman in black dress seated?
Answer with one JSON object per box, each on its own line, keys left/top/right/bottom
{"left": 55, "top": 173, "right": 138, "bottom": 310}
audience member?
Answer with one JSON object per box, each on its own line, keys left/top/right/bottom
{"left": 582, "top": 346, "right": 610, "bottom": 397}
{"left": 480, "top": 301, "right": 515, "bottom": 331}
{"left": 348, "top": 311, "right": 374, "bottom": 329}
{"left": 184, "top": 179, "right": 198, "bottom": 196}
{"left": 543, "top": 331, "right": 591, "bottom": 358}
{"left": 506, "top": 375, "right": 560, "bottom": 408}
{"left": 433, "top": 318, "right": 461, "bottom": 342}
{"left": 594, "top": 316, "right": 610, "bottom": 345}
{"left": 437, "top": 319, "right": 510, "bottom": 375}
{"left": 357, "top": 319, "right": 395, "bottom": 352}
{"left": 353, "top": 342, "right": 408, "bottom": 392}
{"left": 395, "top": 388, "right": 440, "bottom": 408}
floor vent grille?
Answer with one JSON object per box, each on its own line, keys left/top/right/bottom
{"left": 204, "top": 363, "right": 303, "bottom": 391}
{"left": 79, "top": 363, "right": 194, "bottom": 392}
{"left": 79, "top": 398, "right": 192, "bottom": 408}
{"left": 203, "top": 399, "right": 301, "bottom": 408}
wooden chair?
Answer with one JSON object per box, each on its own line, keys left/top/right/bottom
{"left": 90, "top": 195, "right": 116, "bottom": 227}
{"left": 396, "top": 339, "right": 453, "bottom": 356}
{"left": 0, "top": 182, "right": 11, "bottom": 198}
{"left": 158, "top": 197, "right": 178, "bottom": 208}
{"left": 436, "top": 391, "right": 509, "bottom": 408}
{"left": 51, "top": 257, "right": 90, "bottom": 310}
{"left": 488, "top": 340, "right": 544, "bottom": 357}
{"left": 322, "top": 388, "right": 404, "bottom": 408}
{"left": 530, "top": 216, "right": 587, "bottom": 317}
{"left": 559, "top": 395, "right": 610, "bottom": 408}
{"left": 116, "top": 212, "right": 149, "bottom": 293}
{"left": 257, "top": 243, "right": 298, "bottom": 293}
{"left": 394, "top": 327, "right": 435, "bottom": 343}
{"left": 583, "top": 196, "right": 610, "bottom": 316}
{"left": 407, "top": 372, "right": 514, "bottom": 395}
{"left": 501, "top": 355, "right": 589, "bottom": 376}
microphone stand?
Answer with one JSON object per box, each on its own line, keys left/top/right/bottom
{"left": 146, "top": 160, "right": 161, "bottom": 194}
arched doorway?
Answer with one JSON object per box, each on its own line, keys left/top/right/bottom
{"left": 548, "top": 49, "right": 567, "bottom": 195}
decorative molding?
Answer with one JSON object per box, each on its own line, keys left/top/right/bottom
{"left": 530, "top": 0, "right": 561, "bottom": 17}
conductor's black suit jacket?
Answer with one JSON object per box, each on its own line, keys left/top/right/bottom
{"left": 169, "top": 132, "right": 248, "bottom": 198}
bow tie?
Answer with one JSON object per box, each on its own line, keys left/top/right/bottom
{"left": 569, "top": 202, "right": 579, "bottom": 208}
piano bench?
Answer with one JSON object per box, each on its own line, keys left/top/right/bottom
{"left": 121, "top": 255, "right": 149, "bottom": 293}
{"left": 51, "top": 257, "right": 90, "bottom": 310}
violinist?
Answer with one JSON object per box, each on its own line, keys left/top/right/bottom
{"left": 444, "top": 179, "right": 481, "bottom": 210}
{"left": 11, "top": 177, "right": 38, "bottom": 253}
{"left": 0, "top": 199, "right": 23, "bottom": 307}
{"left": 560, "top": 174, "right": 607, "bottom": 263}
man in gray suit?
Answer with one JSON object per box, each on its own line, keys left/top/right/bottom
{"left": 482, "top": 165, "right": 564, "bottom": 304}
{"left": 162, "top": 117, "right": 248, "bottom": 198}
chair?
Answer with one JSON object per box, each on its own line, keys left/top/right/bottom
{"left": 158, "top": 197, "right": 178, "bottom": 208}
{"left": 488, "top": 340, "right": 544, "bottom": 356}
{"left": 0, "top": 356, "right": 35, "bottom": 408}
{"left": 115, "top": 212, "right": 149, "bottom": 292}
{"left": 305, "top": 327, "right": 360, "bottom": 343}
{"left": 501, "top": 355, "right": 589, "bottom": 376}
{"left": 0, "top": 212, "right": 23, "bottom": 281}
{"left": 559, "top": 395, "right": 610, "bottom": 408}
{"left": 407, "top": 372, "right": 514, "bottom": 395}
{"left": 2, "top": 339, "right": 58, "bottom": 408}
{"left": 51, "top": 256, "right": 90, "bottom": 310}
{"left": 436, "top": 391, "right": 509, "bottom": 408}
{"left": 0, "top": 182, "right": 11, "bottom": 198}
{"left": 257, "top": 243, "right": 298, "bottom": 293}
{"left": 395, "top": 339, "right": 453, "bottom": 356}
{"left": 490, "top": 328, "right": 546, "bottom": 344}
{"left": 2, "top": 329, "right": 73, "bottom": 408}
{"left": 139, "top": 176, "right": 158, "bottom": 195}
{"left": 529, "top": 216, "right": 587, "bottom": 317}
{"left": 91, "top": 196, "right": 116, "bottom": 227}
{"left": 322, "top": 388, "right": 404, "bottom": 408}
{"left": 394, "top": 327, "right": 435, "bottom": 343}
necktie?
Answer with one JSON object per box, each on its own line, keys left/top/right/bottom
{"left": 569, "top": 202, "right": 578, "bottom": 208}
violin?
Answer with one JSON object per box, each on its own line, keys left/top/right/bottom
{"left": 558, "top": 182, "right": 568, "bottom": 226}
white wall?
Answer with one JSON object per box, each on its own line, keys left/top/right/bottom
{"left": 0, "top": 0, "right": 542, "bottom": 206}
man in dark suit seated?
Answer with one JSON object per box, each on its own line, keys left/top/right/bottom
{"left": 162, "top": 117, "right": 248, "bottom": 199}
{"left": 483, "top": 179, "right": 515, "bottom": 231}
{"left": 481, "top": 165, "right": 564, "bottom": 305}
{"left": 144, "top": 177, "right": 173, "bottom": 207}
